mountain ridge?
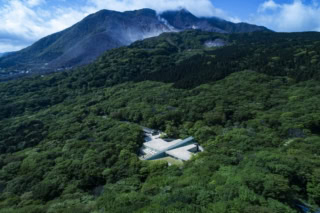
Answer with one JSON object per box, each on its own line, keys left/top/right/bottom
{"left": 160, "top": 9, "right": 269, "bottom": 33}
{"left": 0, "top": 8, "right": 270, "bottom": 79}
{"left": 0, "top": 52, "right": 11, "bottom": 58}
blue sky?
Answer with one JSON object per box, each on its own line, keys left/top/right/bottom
{"left": 212, "top": 0, "right": 293, "bottom": 20}
{"left": 1, "top": 0, "right": 320, "bottom": 52}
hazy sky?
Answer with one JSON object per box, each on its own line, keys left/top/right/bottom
{"left": 1, "top": 0, "right": 320, "bottom": 52}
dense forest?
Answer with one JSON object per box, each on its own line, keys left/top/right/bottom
{"left": 0, "top": 30, "right": 320, "bottom": 212}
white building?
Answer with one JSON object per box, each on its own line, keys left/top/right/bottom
{"left": 140, "top": 128, "right": 203, "bottom": 161}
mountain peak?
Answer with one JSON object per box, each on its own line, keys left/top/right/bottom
{"left": 160, "top": 8, "right": 197, "bottom": 19}
{"left": 177, "top": 8, "right": 193, "bottom": 14}
{"left": 160, "top": 9, "right": 198, "bottom": 30}
{"left": 0, "top": 8, "right": 270, "bottom": 79}
{"left": 124, "top": 8, "right": 157, "bottom": 16}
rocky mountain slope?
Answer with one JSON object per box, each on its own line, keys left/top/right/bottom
{"left": 0, "top": 8, "right": 269, "bottom": 78}
{"left": 161, "top": 9, "right": 269, "bottom": 33}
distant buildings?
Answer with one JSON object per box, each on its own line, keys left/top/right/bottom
{"left": 140, "top": 128, "right": 203, "bottom": 162}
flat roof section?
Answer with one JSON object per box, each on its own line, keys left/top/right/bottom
{"left": 143, "top": 138, "right": 183, "bottom": 152}
{"left": 165, "top": 144, "right": 197, "bottom": 161}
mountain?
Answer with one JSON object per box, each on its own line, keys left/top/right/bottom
{"left": 0, "top": 30, "right": 320, "bottom": 212}
{"left": 0, "top": 9, "right": 170, "bottom": 72}
{"left": 0, "top": 8, "right": 269, "bottom": 79}
{"left": 0, "top": 52, "right": 10, "bottom": 58}
{"left": 160, "top": 9, "right": 269, "bottom": 33}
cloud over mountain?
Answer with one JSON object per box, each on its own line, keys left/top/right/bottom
{"left": 87, "top": 0, "right": 226, "bottom": 17}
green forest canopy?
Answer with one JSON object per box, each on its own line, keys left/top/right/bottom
{"left": 0, "top": 30, "right": 320, "bottom": 212}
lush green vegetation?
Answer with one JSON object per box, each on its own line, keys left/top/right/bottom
{"left": 0, "top": 30, "right": 320, "bottom": 212}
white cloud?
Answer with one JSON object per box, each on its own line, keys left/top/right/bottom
{"left": 253, "top": 0, "right": 320, "bottom": 32}
{"left": 27, "top": 0, "right": 45, "bottom": 7}
{"left": 0, "top": 0, "right": 91, "bottom": 52}
{"left": 258, "top": 0, "right": 280, "bottom": 12}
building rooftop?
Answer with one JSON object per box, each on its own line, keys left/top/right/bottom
{"left": 165, "top": 144, "right": 197, "bottom": 161}
{"left": 139, "top": 126, "right": 202, "bottom": 162}
{"left": 143, "top": 135, "right": 182, "bottom": 152}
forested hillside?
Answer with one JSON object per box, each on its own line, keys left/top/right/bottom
{"left": 0, "top": 31, "right": 320, "bottom": 212}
